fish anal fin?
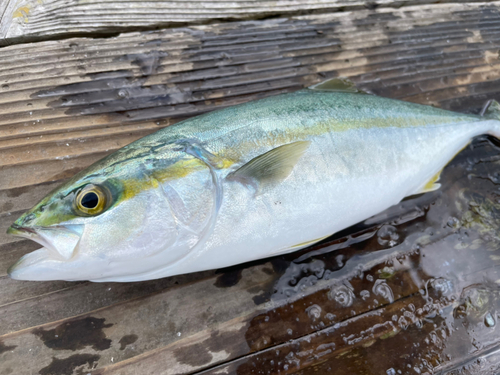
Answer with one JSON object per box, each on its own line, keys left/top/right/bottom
{"left": 413, "top": 169, "right": 443, "bottom": 196}
{"left": 271, "top": 234, "right": 331, "bottom": 255}
{"left": 227, "top": 141, "right": 310, "bottom": 191}
{"left": 418, "top": 182, "right": 442, "bottom": 194}
{"left": 308, "top": 77, "right": 369, "bottom": 94}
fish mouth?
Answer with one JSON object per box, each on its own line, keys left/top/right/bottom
{"left": 8, "top": 224, "right": 51, "bottom": 249}
{"left": 7, "top": 223, "right": 84, "bottom": 280}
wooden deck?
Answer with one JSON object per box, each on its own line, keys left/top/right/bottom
{"left": 1, "top": 1, "right": 500, "bottom": 374}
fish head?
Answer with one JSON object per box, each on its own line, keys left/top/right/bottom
{"left": 5, "top": 147, "right": 201, "bottom": 282}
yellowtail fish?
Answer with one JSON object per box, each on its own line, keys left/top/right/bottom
{"left": 7, "top": 79, "right": 500, "bottom": 282}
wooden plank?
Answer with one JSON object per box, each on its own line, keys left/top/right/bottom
{"left": 1, "top": 4, "right": 500, "bottom": 375}
{"left": 196, "top": 289, "right": 500, "bottom": 375}
{"left": 0, "top": 270, "right": 216, "bottom": 335}
{"left": 1, "top": 0, "right": 495, "bottom": 46}
{"left": 0, "top": 261, "right": 274, "bottom": 372}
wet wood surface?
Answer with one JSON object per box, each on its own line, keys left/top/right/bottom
{"left": 1, "top": 2, "right": 500, "bottom": 375}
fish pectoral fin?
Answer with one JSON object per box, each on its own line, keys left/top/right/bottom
{"left": 308, "top": 77, "right": 369, "bottom": 94}
{"left": 227, "top": 141, "right": 310, "bottom": 191}
{"left": 412, "top": 169, "right": 443, "bottom": 195}
{"left": 481, "top": 99, "right": 500, "bottom": 120}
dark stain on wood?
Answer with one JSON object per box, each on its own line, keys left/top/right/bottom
{"left": 174, "top": 342, "right": 214, "bottom": 367}
{"left": 118, "top": 334, "right": 138, "bottom": 350}
{"left": 214, "top": 267, "right": 243, "bottom": 288}
{"left": 35, "top": 69, "right": 199, "bottom": 124}
{"left": 38, "top": 354, "right": 100, "bottom": 375}
{"left": 205, "top": 328, "right": 249, "bottom": 356}
{"left": 5, "top": 186, "right": 36, "bottom": 199}
{"left": 33, "top": 317, "right": 113, "bottom": 351}
{"left": 116, "top": 51, "right": 169, "bottom": 76}
{"left": 364, "top": 2, "right": 380, "bottom": 10}
{"left": 0, "top": 341, "right": 16, "bottom": 355}
{"left": 250, "top": 258, "right": 291, "bottom": 305}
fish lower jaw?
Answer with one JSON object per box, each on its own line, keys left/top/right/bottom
{"left": 8, "top": 247, "right": 90, "bottom": 281}
{"left": 8, "top": 248, "right": 51, "bottom": 280}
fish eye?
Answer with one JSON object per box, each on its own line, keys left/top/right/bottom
{"left": 75, "top": 185, "right": 107, "bottom": 216}
{"left": 81, "top": 192, "right": 99, "bottom": 209}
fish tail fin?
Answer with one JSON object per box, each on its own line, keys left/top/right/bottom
{"left": 480, "top": 100, "right": 500, "bottom": 139}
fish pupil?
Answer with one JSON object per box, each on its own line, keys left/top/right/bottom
{"left": 81, "top": 192, "right": 99, "bottom": 209}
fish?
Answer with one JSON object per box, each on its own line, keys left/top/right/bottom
{"left": 6, "top": 78, "right": 500, "bottom": 282}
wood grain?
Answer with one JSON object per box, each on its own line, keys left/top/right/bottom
{"left": 1, "top": 0, "right": 495, "bottom": 45}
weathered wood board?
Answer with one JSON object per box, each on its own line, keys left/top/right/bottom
{"left": 0, "top": 0, "right": 495, "bottom": 45}
{"left": 1, "top": 2, "right": 500, "bottom": 375}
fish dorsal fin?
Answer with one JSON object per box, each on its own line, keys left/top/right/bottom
{"left": 481, "top": 100, "right": 500, "bottom": 120}
{"left": 227, "top": 141, "right": 310, "bottom": 191}
{"left": 308, "top": 77, "right": 368, "bottom": 94}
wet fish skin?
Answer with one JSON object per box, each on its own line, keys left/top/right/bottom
{"left": 7, "top": 82, "right": 500, "bottom": 282}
